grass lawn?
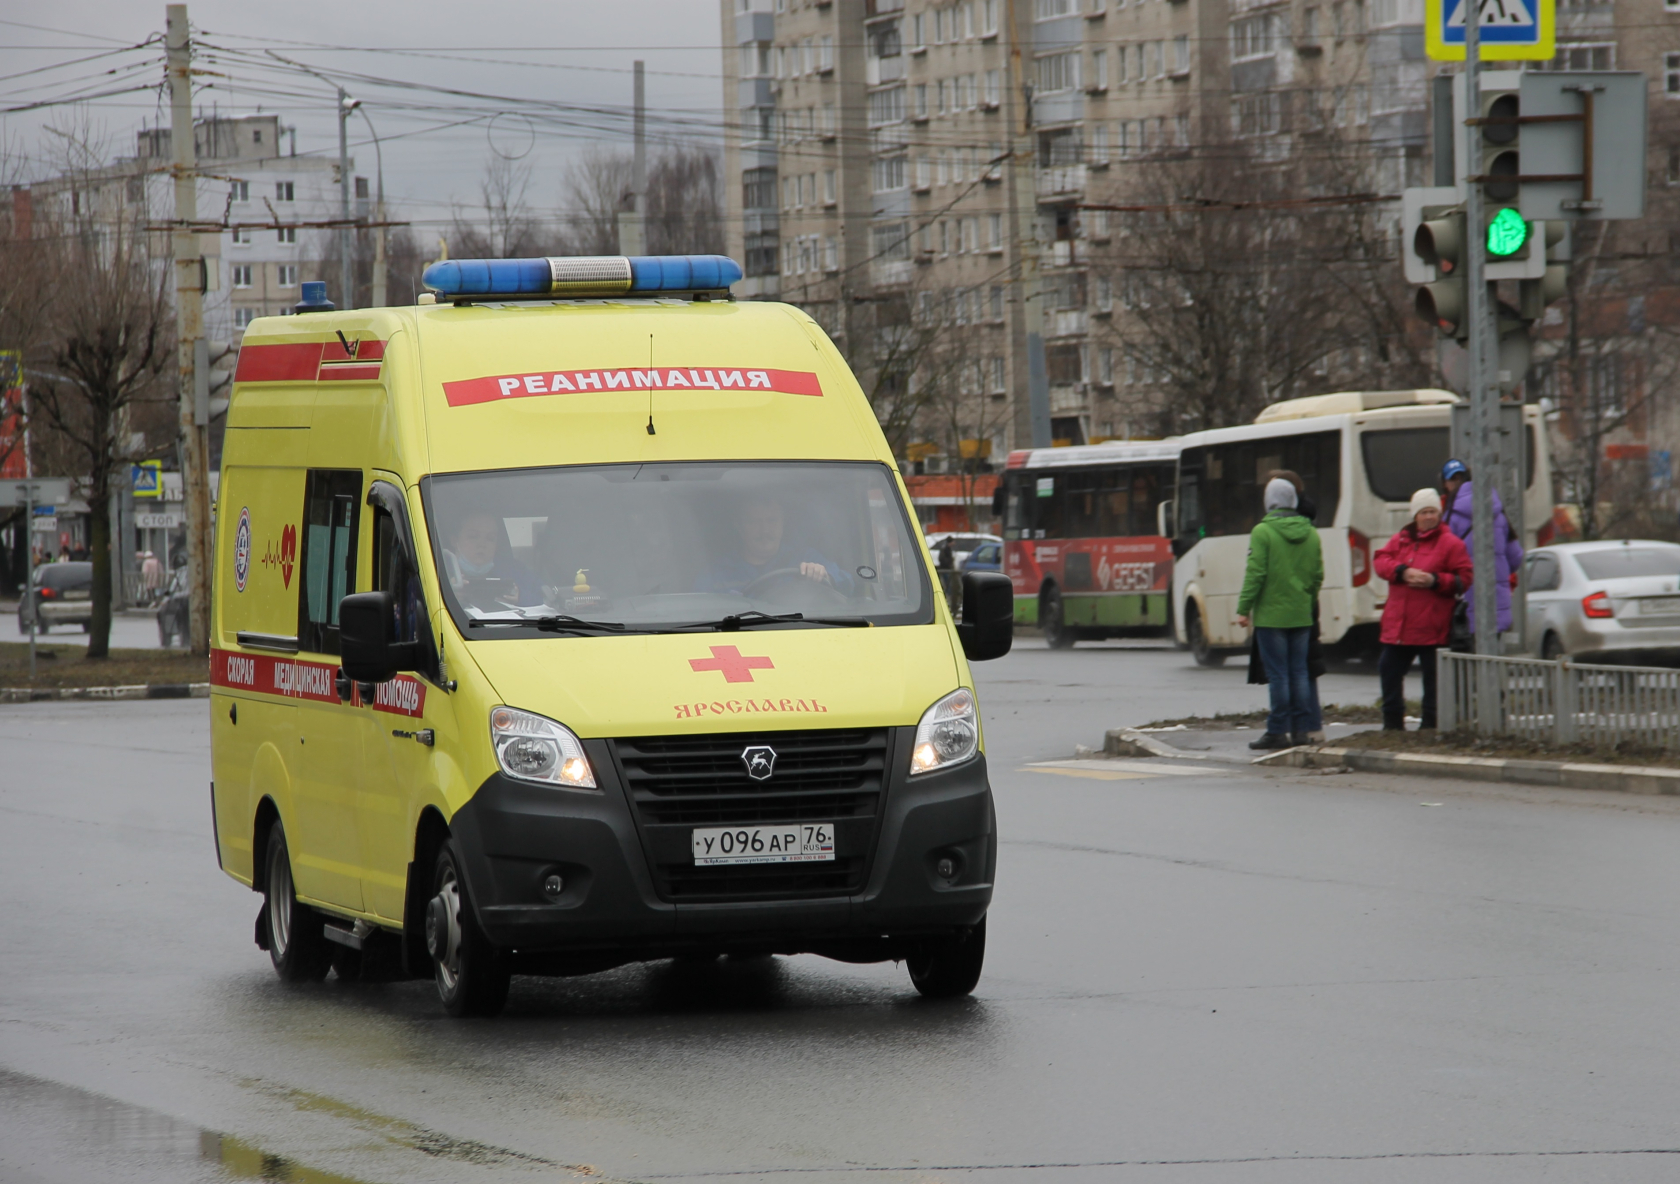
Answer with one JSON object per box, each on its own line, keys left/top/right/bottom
{"left": 0, "top": 641, "right": 208, "bottom": 689}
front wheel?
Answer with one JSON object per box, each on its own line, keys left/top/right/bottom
{"left": 263, "top": 821, "right": 332, "bottom": 982}
{"left": 1187, "top": 607, "right": 1224, "bottom": 667}
{"left": 908, "top": 916, "right": 986, "bottom": 999}
{"left": 1041, "top": 586, "right": 1075, "bottom": 650}
{"left": 427, "top": 839, "right": 510, "bottom": 1017}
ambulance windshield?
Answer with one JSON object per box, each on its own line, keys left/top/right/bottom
{"left": 424, "top": 461, "right": 933, "bottom": 633}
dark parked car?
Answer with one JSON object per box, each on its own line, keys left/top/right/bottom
{"left": 157, "top": 570, "right": 190, "bottom": 648}
{"left": 17, "top": 562, "right": 93, "bottom": 634}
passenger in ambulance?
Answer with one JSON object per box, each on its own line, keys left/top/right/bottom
{"left": 442, "top": 510, "right": 544, "bottom": 610}
{"left": 699, "top": 492, "right": 852, "bottom": 597}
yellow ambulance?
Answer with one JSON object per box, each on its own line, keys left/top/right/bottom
{"left": 211, "top": 256, "right": 1012, "bottom": 1016}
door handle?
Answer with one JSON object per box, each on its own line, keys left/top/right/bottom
{"left": 392, "top": 728, "right": 435, "bottom": 747}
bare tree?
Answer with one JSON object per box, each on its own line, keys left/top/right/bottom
{"left": 449, "top": 156, "right": 549, "bottom": 259}
{"left": 646, "top": 145, "right": 724, "bottom": 256}
{"left": 22, "top": 183, "right": 174, "bottom": 657}
{"left": 559, "top": 145, "right": 632, "bottom": 255}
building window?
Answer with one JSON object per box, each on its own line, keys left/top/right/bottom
{"left": 1176, "top": 113, "right": 1191, "bottom": 145}
{"left": 231, "top": 227, "right": 252, "bottom": 246}
{"left": 231, "top": 180, "right": 249, "bottom": 202}
{"left": 1099, "top": 348, "right": 1114, "bottom": 385}
{"left": 1539, "top": 42, "right": 1616, "bottom": 71}
{"left": 231, "top": 264, "right": 253, "bottom": 288}
{"left": 985, "top": 69, "right": 1001, "bottom": 106}
{"left": 1233, "top": 92, "right": 1282, "bottom": 137}
{"left": 275, "top": 181, "right": 294, "bottom": 203}
{"left": 745, "top": 230, "right": 779, "bottom": 277}
{"left": 234, "top": 307, "right": 259, "bottom": 328}
{"left": 824, "top": 169, "right": 837, "bottom": 202}
{"left": 1092, "top": 122, "right": 1109, "bottom": 162}
{"left": 873, "top": 222, "right": 911, "bottom": 261}
{"left": 1036, "top": 0, "right": 1076, "bottom": 17}
{"left": 1332, "top": 1, "right": 1346, "bottom": 36}
{"left": 277, "top": 226, "right": 297, "bottom": 245}
{"left": 824, "top": 236, "right": 838, "bottom": 270}
{"left": 743, "top": 166, "right": 777, "bottom": 210}
{"left": 1669, "top": 53, "right": 1680, "bottom": 97}
{"left": 1173, "top": 35, "right": 1190, "bottom": 74}
{"left": 1091, "top": 49, "right": 1109, "bottom": 90}
{"left": 820, "top": 34, "right": 834, "bottom": 70}
{"left": 914, "top": 83, "right": 929, "bottom": 117}
{"left": 277, "top": 264, "right": 298, "bottom": 288}
{"left": 982, "top": 0, "right": 999, "bottom": 33}
{"left": 868, "top": 86, "right": 906, "bottom": 126}
{"left": 989, "top": 212, "right": 1003, "bottom": 249}
{"left": 1231, "top": 13, "right": 1285, "bottom": 60}
{"left": 991, "top": 357, "right": 1006, "bottom": 393}
{"left": 1097, "top": 274, "right": 1112, "bottom": 310}
{"left": 872, "top": 154, "right": 907, "bottom": 192}
{"left": 1037, "top": 51, "right": 1081, "bottom": 93}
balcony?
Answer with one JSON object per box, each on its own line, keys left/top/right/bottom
{"left": 867, "top": 55, "right": 904, "bottom": 86}
{"left": 1036, "top": 164, "right": 1087, "bottom": 198}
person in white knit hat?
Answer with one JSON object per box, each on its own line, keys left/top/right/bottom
{"left": 1371, "top": 488, "right": 1473, "bottom": 729}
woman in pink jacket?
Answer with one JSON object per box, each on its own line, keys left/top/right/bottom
{"left": 1373, "top": 489, "right": 1474, "bottom": 731}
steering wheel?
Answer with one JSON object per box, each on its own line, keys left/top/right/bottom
{"left": 742, "top": 566, "right": 850, "bottom": 607}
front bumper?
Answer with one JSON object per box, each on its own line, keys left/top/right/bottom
{"left": 447, "top": 727, "right": 994, "bottom": 965}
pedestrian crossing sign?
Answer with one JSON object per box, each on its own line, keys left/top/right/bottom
{"left": 1426, "top": 0, "right": 1554, "bottom": 60}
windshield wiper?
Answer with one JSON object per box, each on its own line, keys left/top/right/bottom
{"left": 468, "top": 614, "right": 628, "bottom": 634}
{"left": 705, "top": 610, "right": 870, "bottom": 632}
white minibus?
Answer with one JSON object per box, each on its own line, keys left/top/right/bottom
{"left": 1167, "top": 390, "right": 1552, "bottom": 664}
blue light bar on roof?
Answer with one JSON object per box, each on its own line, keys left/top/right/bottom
{"left": 421, "top": 254, "right": 742, "bottom": 298}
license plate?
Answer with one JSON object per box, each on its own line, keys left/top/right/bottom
{"left": 691, "top": 823, "right": 836, "bottom": 866}
{"left": 1641, "top": 596, "right": 1680, "bottom": 615}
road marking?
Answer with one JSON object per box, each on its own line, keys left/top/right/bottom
{"left": 1022, "top": 759, "right": 1226, "bottom": 780}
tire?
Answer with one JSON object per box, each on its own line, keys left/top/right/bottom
{"left": 263, "top": 821, "right": 332, "bottom": 982}
{"left": 1041, "top": 586, "right": 1075, "bottom": 650}
{"left": 427, "top": 839, "right": 510, "bottom": 1017}
{"left": 1187, "top": 607, "right": 1225, "bottom": 667}
{"left": 908, "top": 916, "right": 986, "bottom": 999}
{"left": 1541, "top": 632, "right": 1566, "bottom": 661}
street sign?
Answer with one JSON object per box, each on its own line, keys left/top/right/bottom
{"left": 1514, "top": 71, "right": 1647, "bottom": 221}
{"left": 135, "top": 511, "right": 183, "bottom": 529}
{"left": 1427, "top": 0, "right": 1554, "bottom": 60}
{"left": 131, "top": 459, "right": 164, "bottom": 498}
{"left": 6, "top": 477, "right": 72, "bottom": 507}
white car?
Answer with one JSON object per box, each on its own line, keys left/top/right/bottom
{"left": 926, "top": 532, "right": 1002, "bottom": 571}
{"left": 1523, "top": 540, "right": 1680, "bottom": 663}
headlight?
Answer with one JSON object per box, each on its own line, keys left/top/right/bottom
{"left": 490, "top": 706, "right": 597, "bottom": 789}
{"left": 910, "top": 687, "right": 979, "bottom": 775}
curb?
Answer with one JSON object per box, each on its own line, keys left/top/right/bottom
{"left": 1253, "top": 744, "right": 1680, "bottom": 796}
{"left": 1103, "top": 728, "right": 1249, "bottom": 765}
{"left": 0, "top": 683, "right": 210, "bottom": 703}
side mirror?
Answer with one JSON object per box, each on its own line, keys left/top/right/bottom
{"left": 990, "top": 486, "right": 1006, "bottom": 517}
{"left": 957, "top": 570, "right": 1014, "bottom": 661}
{"left": 1156, "top": 498, "right": 1175, "bottom": 539}
{"left": 338, "top": 590, "right": 420, "bottom": 683}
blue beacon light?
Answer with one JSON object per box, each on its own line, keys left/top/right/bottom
{"left": 421, "top": 254, "right": 742, "bottom": 298}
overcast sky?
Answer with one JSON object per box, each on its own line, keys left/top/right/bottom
{"left": 1, "top": 1, "right": 726, "bottom": 240}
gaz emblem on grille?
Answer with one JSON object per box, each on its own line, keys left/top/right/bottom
{"left": 741, "top": 745, "right": 777, "bottom": 781}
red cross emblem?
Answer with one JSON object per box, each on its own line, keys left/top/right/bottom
{"left": 688, "top": 645, "right": 775, "bottom": 683}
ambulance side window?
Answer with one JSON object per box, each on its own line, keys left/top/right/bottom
{"left": 369, "top": 479, "right": 438, "bottom": 681}
{"left": 297, "top": 469, "right": 361, "bottom": 655}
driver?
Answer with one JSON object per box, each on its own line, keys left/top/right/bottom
{"left": 699, "top": 493, "right": 852, "bottom": 596}
{"left": 444, "top": 510, "right": 544, "bottom": 608}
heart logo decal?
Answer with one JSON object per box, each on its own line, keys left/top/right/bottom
{"left": 279, "top": 524, "right": 297, "bottom": 588}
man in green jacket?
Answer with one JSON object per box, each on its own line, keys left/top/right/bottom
{"left": 1236, "top": 477, "right": 1324, "bottom": 750}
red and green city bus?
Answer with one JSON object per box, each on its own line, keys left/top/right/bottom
{"left": 995, "top": 441, "right": 1181, "bottom": 648}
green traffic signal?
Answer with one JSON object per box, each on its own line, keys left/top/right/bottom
{"left": 1487, "top": 208, "right": 1529, "bottom": 257}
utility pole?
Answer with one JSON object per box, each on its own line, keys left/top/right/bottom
{"left": 1003, "top": 0, "right": 1051, "bottom": 450}
{"left": 337, "top": 87, "right": 354, "bottom": 309}
{"left": 618, "top": 61, "right": 647, "bottom": 256}
{"left": 1461, "top": 0, "right": 1500, "bottom": 672}
{"left": 166, "top": 4, "right": 212, "bottom": 657}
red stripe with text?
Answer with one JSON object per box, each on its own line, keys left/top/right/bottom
{"left": 211, "top": 647, "right": 426, "bottom": 717}
{"left": 442, "top": 366, "right": 823, "bottom": 407}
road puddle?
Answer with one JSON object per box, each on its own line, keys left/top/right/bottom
{"left": 0, "top": 1067, "right": 372, "bottom": 1183}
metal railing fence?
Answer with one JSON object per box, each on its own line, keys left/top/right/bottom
{"left": 1439, "top": 650, "right": 1680, "bottom": 749}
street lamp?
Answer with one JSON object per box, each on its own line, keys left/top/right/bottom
{"left": 338, "top": 90, "right": 357, "bottom": 310}
{"left": 353, "top": 104, "right": 386, "bottom": 307}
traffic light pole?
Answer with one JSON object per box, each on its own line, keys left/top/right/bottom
{"left": 1462, "top": 4, "right": 1501, "bottom": 678}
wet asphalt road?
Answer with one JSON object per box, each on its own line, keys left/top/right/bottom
{"left": 4, "top": 641, "right": 1680, "bottom": 1182}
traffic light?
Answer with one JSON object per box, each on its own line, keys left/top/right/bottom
{"left": 1518, "top": 221, "right": 1571, "bottom": 322}
{"left": 1411, "top": 208, "right": 1469, "bottom": 339}
{"left": 1476, "top": 82, "right": 1522, "bottom": 206}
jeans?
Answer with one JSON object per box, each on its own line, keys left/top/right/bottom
{"left": 1378, "top": 644, "right": 1439, "bottom": 729}
{"left": 1255, "top": 625, "right": 1315, "bottom": 737}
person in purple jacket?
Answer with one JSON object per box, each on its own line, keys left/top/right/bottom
{"left": 1441, "top": 458, "right": 1524, "bottom": 637}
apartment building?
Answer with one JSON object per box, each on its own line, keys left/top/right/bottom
{"left": 136, "top": 114, "right": 353, "bottom": 339}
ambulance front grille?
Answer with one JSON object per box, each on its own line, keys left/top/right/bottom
{"left": 611, "top": 727, "right": 890, "bottom": 901}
